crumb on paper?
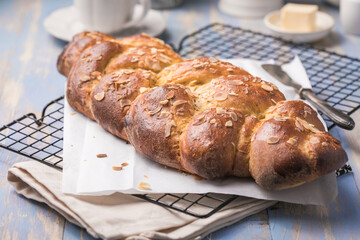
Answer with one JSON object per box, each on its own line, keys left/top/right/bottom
{"left": 70, "top": 144, "right": 73, "bottom": 147}
{"left": 96, "top": 153, "right": 107, "bottom": 158}
{"left": 70, "top": 112, "right": 76, "bottom": 115}
{"left": 83, "top": 160, "right": 87, "bottom": 162}
{"left": 144, "top": 175, "right": 148, "bottom": 178}
{"left": 112, "top": 166, "right": 123, "bottom": 171}
{"left": 121, "top": 162, "right": 128, "bottom": 167}
{"left": 194, "top": 175, "right": 203, "bottom": 181}
{"left": 138, "top": 182, "right": 151, "bottom": 190}
{"left": 92, "top": 136, "right": 95, "bottom": 138}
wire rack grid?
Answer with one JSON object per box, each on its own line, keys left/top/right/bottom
{"left": 0, "top": 23, "right": 358, "bottom": 217}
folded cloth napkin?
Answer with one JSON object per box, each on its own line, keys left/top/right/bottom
{"left": 7, "top": 161, "right": 276, "bottom": 240}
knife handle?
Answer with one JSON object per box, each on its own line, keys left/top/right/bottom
{"left": 300, "top": 89, "right": 355, "bottom": 130}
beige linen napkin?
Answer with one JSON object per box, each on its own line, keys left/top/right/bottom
{"left": 7, "top": 161, "right": 276, "bottom": 240}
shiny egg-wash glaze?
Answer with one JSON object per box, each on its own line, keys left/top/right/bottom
{"left": 58, "top": 31, "right": 347, "bottom": 190}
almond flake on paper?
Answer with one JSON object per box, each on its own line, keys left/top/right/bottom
{"left": 112, "top": 166, "right": 123, "bottom": 171}
{"left": 138, "top": 182, "right": 151, "bottom": 190}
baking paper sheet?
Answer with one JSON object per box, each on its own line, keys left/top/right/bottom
{"left": 63, "top": 56, "right": 337, "bottom": 205}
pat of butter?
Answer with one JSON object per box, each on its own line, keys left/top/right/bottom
{"left": 280, "top": 3, "right": 318, "bottom": 33}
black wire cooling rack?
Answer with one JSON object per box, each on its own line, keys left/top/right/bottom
{"left": 0, "top": 23, "right": 358, "bottom": 218}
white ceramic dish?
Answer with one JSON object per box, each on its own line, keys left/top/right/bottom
{"left": 219, "top": 0, "right": 282, "bottom": 18}
{"left": 264, "top": 10, "right": 335, "bottom": 43}
{"left": 44, "top": 5, "right": 166, "bottom": 42}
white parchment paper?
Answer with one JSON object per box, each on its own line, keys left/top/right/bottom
{"left": 63, "top": 56, "right": 337, "bottom": 205}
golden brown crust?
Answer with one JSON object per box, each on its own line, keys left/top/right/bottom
{"left": 57, "top": 31, "right": 113, "bottom": 77}
{"left": 234, "top": 116, "right": 259, "bottom": 177}
{"left": 58, "top": 31, "right": 348, "bottom": 190}
{"left": 66, "top": 41, "right": 122, "bottom": 119}
{"left": 91, "top": 69, "right": 155, "bottom": 140}
{"left": 180, "top": 108, "right": 244, "bottom": 179}
{"left": 125, "top": 85, "right": 195, "bottom": 170}
{"left": 249, "top": 101, "right": 347, "bottom": 190}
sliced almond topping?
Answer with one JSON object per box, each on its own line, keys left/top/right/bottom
{"left": 271, "top": 99, "right": 277, "bottom": 104}
{"left": 123, "top": 69, "right": 135, "bottom": 74}
{"left": 209, "top": 57, "right": 218, "bottom": 63}
{"left": 91, "top": 71, "right": 101, "bottom": 78}
{"left": 160, "top": 99, "right": 169, "bottom": 105}
{"left": 295, "top": 118, "right": 304, "bottom": 131}
{"left": 164, "top": 120, "right": 176, "bottom": 138}
{"left": 310, "top": 138, "right": 320, "bottom": 144}
{"left": 139, "top": 87, "right": 148, "bottom": 93}
{"left": 120, "top": 99, "right": 131, "bottom": 108}
{"left": 96, "top": 153, "right": 107, "bottom": 158}
{"left": 94, "top": 91, "right": 105, "bottom": 101}
{"left": 159, "top": 111, "right": 171, "bottom": 118}
{"left": 131, "top": 56, "right": 139, "bottom": 62}
{"left": 112, "top": 166, "right": 123, "bottom": 171}
{"left": 261, "top": 84, "right": 273, "bottom": 92}
{"left": 229, "top": 112, "right": 238, "bottom": 121}
{"left": 225, "top": 120, "right": 233, "bottom": 127}
{"left": 137, "top": 50, "right": 145, "bottom": 55}
{"left": 251, "top": 134, "right": 256, "bottom": 142}
{"left": 185, "top": 88, "right": 195, "bottom": 98}
{"left": 274, "top": 116, "right": 287, "bottom": 122}
{"left": 79, "top": 73, "right": 91, "bottom": 82}
{"left": 150, "top": 48, "right": 158, "bottom": 54}
{"left": 148, "top": 105, "right": 162, "bottom": 116}
{"left": 228, "top": 91, "right": 238, "bottom": 96}
{"left": 94, "top": 55, "right": 103, "bottom": 61}
{"left": 166, "top": 90, "right": 175, "bottom": 99}
{"left": 287, "top": 137, "right": 298, "bottom": 146}
{"left": 322, "top": 142, "right": 329, "bottom": 147}
{"left": 159, "top": 53, "right": 172, "bottom": 63}
{"left": 267, "top": 136, "right": 280, "bottom": 144}
{"left": 297, "top": 118, "right": 321, "bottom": 134}
{"left": 304, "top": 106, "right": 311, "bottom": 114}
{"left": 197, "top": 114, "right": 205, "bottom": 120}
{"left": 210, "top": 119, "right": 216, "bottom": 124}
{"left": 173, "top": 100, "right": 188, "bottom": 106}
{"left": 138, "top": 182, "right": 151, "bottom": 190}
{"left": 83, "top": 52, "right": 91, "bottom": 58}
{"left": 214, "top": 92, "right": 228, "bottom": 102}
{"left": 244, "top": 87, "right": 249, "bottom": 94}
{"left": 216, "top": 108, "right": 226, "bottom": 115}
{"left": 192, "top": 63, "right": 206, "bottom": 68}
{"left": 229, "top": 80, "right": 244, "bottom": 86}
{"left": 189, "top": 80, "right": 198, "bottom": 86}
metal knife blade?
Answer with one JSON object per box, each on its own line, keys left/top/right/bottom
{"left": 261, "top": 63, "right": 355, "bottom": 130}
{"left": 261, "top": 64, "right": 302, "bottom": 91}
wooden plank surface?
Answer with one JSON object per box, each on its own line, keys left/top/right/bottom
{"left": 0, "top": 0, "right": 359, "bottom": 239}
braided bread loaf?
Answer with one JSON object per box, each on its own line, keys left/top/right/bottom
{"left": 58, "top": 32, "right": 347, "bottom": 190}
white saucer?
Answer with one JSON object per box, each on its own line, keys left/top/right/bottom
{"left": 264, "top": 10, "right": 334, "bottom": 43}
{"left": 44, "top": 5, "right": 167, "bottom": 42}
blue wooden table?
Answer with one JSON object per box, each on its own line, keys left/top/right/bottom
{"left": 0, "top": 0, "right": 359, "bottom": 239}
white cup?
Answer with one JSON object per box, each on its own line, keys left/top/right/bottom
{"left": 74, "top": 0, "right": 151, "bottom": 34}
{"left": 340, "top": 0, "right": 360, "bottom": 35}
{"left": 219, "top": 0, "right": 283, "bottom": 18}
